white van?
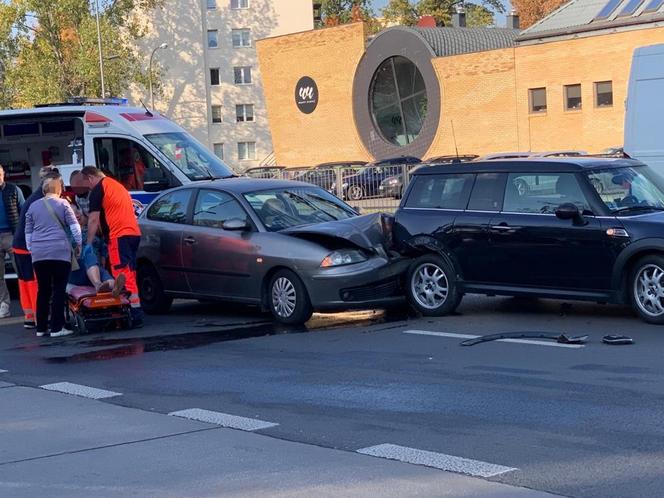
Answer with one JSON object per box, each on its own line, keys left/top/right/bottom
{"left": 0, "top": 98, "right": 235, "bottom": 212}
{"left": 624, "top": 44, "right": 664, "bottom": 173}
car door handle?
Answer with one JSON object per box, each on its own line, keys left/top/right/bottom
{"left": 491, "top": 224, "right": 521, "bottom": 231}
{"left": 183, "top": 236, "right": 197, "bottom": 245}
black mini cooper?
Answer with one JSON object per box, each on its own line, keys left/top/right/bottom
{"left": 394, "top": 158, "right": 664, "bottom": 324}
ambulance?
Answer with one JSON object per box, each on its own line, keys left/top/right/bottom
{"left": 0, "top": 97, "right": 235, "bottom": 214}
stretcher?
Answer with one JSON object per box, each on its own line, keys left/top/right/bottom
{"left": 65, "top": 286, "right": 132, "bottom": 334}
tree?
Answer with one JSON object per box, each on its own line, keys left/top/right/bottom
{"left": 511, "top": 0, "right": 568, "bottom": 28}
{"left": 318, "top": 0, "right": 375, "bottom": 27}
{"left": 1, "top": 0, "right": 164, "bottom": 108}
{"left": 382, "top": 0, "right": 505, "bottom": 27}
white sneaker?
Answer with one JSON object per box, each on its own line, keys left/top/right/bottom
{"left": 0, "top": 303, "right": 10, "bottom": 318}
{"left": 36, "top": 331, "right": 49, "bottom": 337}
{"left": 50, "top": 328, "right": 74, "bottom": 338}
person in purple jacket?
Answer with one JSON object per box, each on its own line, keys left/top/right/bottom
{"left": 25, "top": 175, "right": 82, "bottom": 338}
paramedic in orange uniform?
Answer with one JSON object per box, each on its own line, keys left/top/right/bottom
{"left": 80, "top": 166, "right": 143, "bottom": 327}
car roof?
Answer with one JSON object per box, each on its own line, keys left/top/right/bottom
{"left": 414, "top": 158, "right": 644, "bottom": 175}
{"left": 315, "top": 161, "right": 367, "bottom": 168}
{"left": 170, "top": 177, "right": 316, "bottom": 194}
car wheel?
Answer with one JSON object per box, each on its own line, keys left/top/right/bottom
{"left": 406, "top": 254, "right": 462, "bottom": 316}
{"left": 630, "top": 256, "right": 664, "bottom": 324}
{"left": 138, "top": 263, "right": 173, "bottom": 314}
{"left": 269, "top": 270, "right": 313, "bottom": 325}
{"left": 347, "top": 185, "right": 364, "bottom": 201}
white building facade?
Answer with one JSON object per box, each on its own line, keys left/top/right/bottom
{"left": 130, "top": 0, "right": 314, "bottom": 172}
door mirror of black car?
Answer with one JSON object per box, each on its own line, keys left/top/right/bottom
{"left": 555, "top": 203, "right": 586, "bottom": 224}
{"left": 222, "top": 218, "right": 249, "bottom": 231}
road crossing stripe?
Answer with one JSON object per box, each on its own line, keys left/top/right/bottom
{"left": 357, "top": 443, "right": 517, "bottom": 478}
{"left": 168, "top": 408, "right": 278, "bottom": 431}
{"left": 40, "top": 382, "right": 122, "bottom": 399}
{"left": 403, "top": 329, "right": 585, "bottom": 348}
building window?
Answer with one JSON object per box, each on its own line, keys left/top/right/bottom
{"left": 210, "top": 68, "right": 220, "bottom": 86}
{"left": 234, "top": 66, "right": 252, "bottom": 85}
{"left": 232, "top": 29, "right": 251, "bottom": 48}
{"left": 564, "top": 84, "right": 582, "bottom": 110}
{"left": 238, "top": 141, "right": 256, "bottom": 160}
{"left": 529, "top": 88, "right": 547, "bottom": 113}
{"left": 207, "top": 30, "right": 218, "bottom": 48}
{"left": 207, "top": 0, "right": 216, "bottom": 9}
{"left": 369, "top": 55, "right": 428, "bottom": 146}
{"left": 231, "top": 0, "right": 249, "bottom": 8}
{"left": 236, "top": 104, "right": 254, "bottom": 122}
{"left": 213, "top": 143, "right": 224, "bottom": 160}
{"left": 595, "top": 81, "right": 613, "bottom": 107}
{"left": 211, "top": 105, "right": 222, "bottom": 123}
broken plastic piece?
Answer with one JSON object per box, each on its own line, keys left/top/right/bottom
{"left": 602, "top": 335, "right": 633, "bottom": 345}
{"left": 460, "top": 332, "right": 588, "bottom": 347}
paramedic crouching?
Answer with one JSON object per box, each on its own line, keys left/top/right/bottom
{"left": 80, "top": 166, "right": 143, "bottom": 328}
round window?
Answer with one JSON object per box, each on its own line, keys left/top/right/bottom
{"left": 370, "top": 56, "right": 428, "bottom": 147}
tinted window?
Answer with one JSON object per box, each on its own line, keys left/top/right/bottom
{"left": 147, "top": 190, "right": 192, "bottom": 224}
{"left": 193, "top": 190, "right": 248, "bottom": 229}
{"left": 406, "top": 174, "right": 474, "bottom": 209}
{"left": 468, "top": 173, "right": 506, "bottom": 211}
{"left": 504, "top": 173, "right": 591, "bottom": 214}
{"left": 94, "top": 137, "right": 170, "bottom": 192}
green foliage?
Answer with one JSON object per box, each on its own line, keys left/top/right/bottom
{"left": 318, "top": 0, "right": 374, "bottom": 26}
{"left": 1, "top": 0, "right": 163, "bottom": 108}
{"left": 382, "top": 0, "right": 505, "bottom": 27}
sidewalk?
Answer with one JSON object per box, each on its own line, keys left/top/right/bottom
{"left": 0, "top": 384, "right": 560, "bottom": 498}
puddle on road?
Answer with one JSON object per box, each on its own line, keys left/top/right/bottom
{"left": 40, "top": 307, "right": 413, "bottom": 364}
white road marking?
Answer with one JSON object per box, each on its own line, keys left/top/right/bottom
{"left": 169, "top": 408, "right": 278, "bottom": 431}
{"left": 403, "top": 329, "right": 584, "bottom": 348}
{"left": 40, "top": 382, "right": 122, "bottom": 399}
{"left": 357, "top": 443, "right": 517, "bottom": 478}
{"left": 0, "top": 369, "right": 7, "bottom": 373}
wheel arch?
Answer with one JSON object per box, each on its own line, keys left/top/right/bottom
{"left": 612, "top": 238, "right": 664, "bottom": 302}
{"left": 401, "top": 235, "right": 463, "bottom": 281}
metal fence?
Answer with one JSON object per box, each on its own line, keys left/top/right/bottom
{"left": 244, "top": 164, "right": 420, "bottom": 214}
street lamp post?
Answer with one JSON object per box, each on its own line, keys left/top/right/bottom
{"left": 94, "top": 0, "right": 105, "bottom": 98}
{"left": 149, "top": 43, "right": 169, "bottom": 109}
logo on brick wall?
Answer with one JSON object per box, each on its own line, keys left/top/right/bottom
{"left": 295, "top": 76, "right": 318, "bottom": 114}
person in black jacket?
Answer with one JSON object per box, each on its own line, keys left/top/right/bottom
{"left": 0, "top": 165, "right": 24, "bottom": 319}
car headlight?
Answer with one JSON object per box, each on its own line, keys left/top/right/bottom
{"left": 342, "top": 182, "right": 348, "bottom": 188}
{"left": 320, "top": 250, "right": 367, "bottom": 268}
{"left": 387, "top": 178, "right": 399, "bottom": 185}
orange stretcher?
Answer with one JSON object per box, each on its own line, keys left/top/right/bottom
{"left": 65, "top": 286, "right": 133, "bottom": 334}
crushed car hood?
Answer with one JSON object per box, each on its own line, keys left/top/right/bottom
{"left": 282, "top": 213, "right": 393, "bottom": 254}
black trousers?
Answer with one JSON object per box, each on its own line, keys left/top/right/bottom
{"left": 33, "top": 260, "right": 71, "bottom": 333}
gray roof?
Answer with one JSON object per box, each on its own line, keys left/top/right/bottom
{"left": 403, "top": 27, "right": 520, "bottom": 56}
{"left": 519, "top": 0, "right": 664, "bottom": 41}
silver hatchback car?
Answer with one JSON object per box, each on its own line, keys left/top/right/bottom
{"left": 137, "top": 178, "right": 408, "bottom": 324}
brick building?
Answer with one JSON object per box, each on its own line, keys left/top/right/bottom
{"left": 256, "top": 0, "right": 664, "bottom": 166}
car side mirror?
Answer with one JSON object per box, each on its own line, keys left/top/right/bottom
{"left": 222, "top": 218, "right": 249, "bottom": 231}
{"left": 555, "top": 203, "right": 586, "bottom": 224}
{"left": 143, "top": 168, "right": 170, "bottom": 192}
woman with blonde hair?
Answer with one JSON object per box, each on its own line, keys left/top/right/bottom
{"left": 25, "top": 174, "right": 82, "bottom": 337}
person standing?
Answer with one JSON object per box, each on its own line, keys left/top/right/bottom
{"left": 25, "top": 175, "right": 81, "bottom": 337}
{"left": 13, "top": 167, "right": 60, "bottom": 329}
{"left": 0, "top": 165, "right": 25, "bottom": 319}
{"left": 80, "top": 166, "right": 143, "bottom": 327}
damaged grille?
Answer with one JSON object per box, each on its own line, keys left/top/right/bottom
{"left": 340, "top": 278, "right": 401, "bottom": 302}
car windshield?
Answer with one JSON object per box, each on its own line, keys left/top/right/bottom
{"left": 585, "top": 165, "right": 664, "bottom": 214}
{"left": 244, "top": 187, "right": 356, "bottom": 231}
{"left": 144, "top": 132, "right": 234, "bottom": 181}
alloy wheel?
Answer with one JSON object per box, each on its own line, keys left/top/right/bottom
{"left": 635, "top": 264, "right": 664, "bottom": 317}
{"left": 272, "top": 277, "right": 297, "bottom": 318}
{"left": 348, "top": 185, "right": 363, "bottom": 200}
{"left": 411, "top": 263, "right": 449, "bottom": 310}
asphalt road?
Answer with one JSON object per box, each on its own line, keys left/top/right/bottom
{"left": 0, "top": 295, "right": 662, "bottom": 497}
